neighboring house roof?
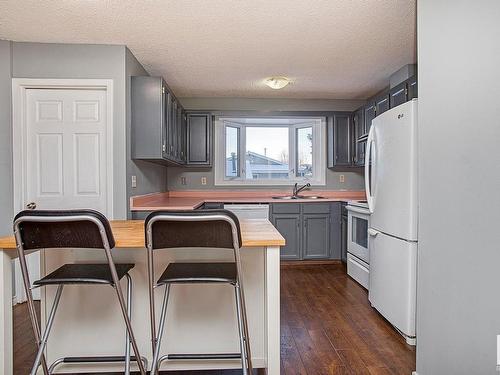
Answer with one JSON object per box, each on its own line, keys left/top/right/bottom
{"left": 226, "top": 150, "right": 310, "bottom": 177}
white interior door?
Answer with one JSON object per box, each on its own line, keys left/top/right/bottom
{"left": 25, "top": 88, "right": 108, "bottom": 212}
{"left": 14, "top": 87, "right": 110, "bottom": 303}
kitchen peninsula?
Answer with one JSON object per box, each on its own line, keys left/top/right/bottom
{"left": 0, "top": 219, "right": 284, "bottom": 375}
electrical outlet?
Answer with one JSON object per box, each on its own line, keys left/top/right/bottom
{"left": 339, "top": 174, "right": 345, "bottom": 183}
{"left": 131, "top": 175, "right": 137, "bottom": 188}
{"left": 180, "top": 176, "right": 187, "bottom": 185}
{"left": 201, "top": 177, "right": 207, "bottom": 185}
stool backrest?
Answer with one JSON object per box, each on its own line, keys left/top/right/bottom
{"left": 13, "top": 209, "right": 115, "bottom": 251}
{"left": 145, "top": 210, "right": 242, "bottom": 251}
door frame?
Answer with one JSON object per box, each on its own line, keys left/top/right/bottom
{"left": 11, "top": 79, "right": 114, "bottom": 305}
{"left": 11, "top": 78, "right": 114, "bottom": 217}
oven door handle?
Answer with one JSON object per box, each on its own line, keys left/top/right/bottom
{"left": 346, "top": 206, "right": 370, "bottom": 215}
{"left": 368, "top": 228, "right": 379, "bottom": 237}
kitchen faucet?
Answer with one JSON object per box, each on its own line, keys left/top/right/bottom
{"left": 292, "top": 182, "right": 311, "bottom": 197}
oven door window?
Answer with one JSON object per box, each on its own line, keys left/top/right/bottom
{"left": 352, "top": 216, "right": 368, "bottom": 249}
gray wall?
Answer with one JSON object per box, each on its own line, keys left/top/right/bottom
{"left": 5, "top": 42, "right": 168, "bottom": 219}
{"left": 11, "top": 42, "right": 128, "bottom": 219}
{"left": 0, "top": 40, "right": 13, "bottom": 236}
{"left": 416, "top": 1, "right": 500, "bottom": 374}
{"left": 125, "top": 48, "right": 167, "bottom": 215}
{"left": 170, "top": 97, "right": 366, "bottom": 191}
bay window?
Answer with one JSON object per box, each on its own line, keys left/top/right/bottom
{"left": 215, "top": 117, "right": 326, "bottom": 185}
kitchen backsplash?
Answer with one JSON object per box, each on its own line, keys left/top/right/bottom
{"left": 166, "top": 167, "right": 364, "bottom": 191}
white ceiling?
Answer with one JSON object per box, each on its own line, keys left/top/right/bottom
{"left": 0, "top": 0, "right": 416, "bottom": 99}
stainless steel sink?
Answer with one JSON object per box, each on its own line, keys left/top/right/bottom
{"left": 272, "top": 196, "right": 297, "bottom": 200}
{"left": 298, "top": 195, "right": 325, "bottom": 199}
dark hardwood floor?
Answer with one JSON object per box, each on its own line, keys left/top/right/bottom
{"left": 14, "top": 264, "right": 415, "bottom": 374}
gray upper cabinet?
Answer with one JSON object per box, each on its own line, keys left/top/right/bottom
{"left": 132, "top": 76, "right": 213, "bottom": 168}
{"left": 272, "top": 214, "right": 301, "bottom": 260}
{"left": 375, "top": 93, "right": 390, "bottom": 116}
{"left": 363, "top": 102, "right": 376, "bottom": 138}
{"left": 302, "top": 214, "right": 330, "bottom": 259}
{"left": 186, "top": 112, "right": 212, "bottom": 166}
{"left": 353, "top": 108, "right": 365, "bottom": 166}
{"left": 132, "top": 76, "right": 182, "bottom": 166}
{"left": 407, "top": 75, "right": 418, "bottom": 100}
{"left": 327, "top": 113, "right": 353, "bottom": 168}
{"left": 390, "top": 81, "right": 408, "bottom": 108}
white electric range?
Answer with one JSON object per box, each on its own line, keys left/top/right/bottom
{"left": 346, "top": 200, "right": 370, "bottom": 289}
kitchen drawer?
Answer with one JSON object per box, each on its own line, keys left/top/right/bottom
{"left": 271, "top": 203, "right": 301, "bottom": 214}
{"left": 302, "top": 202, "right": 330, "bottom": 214}
{"left": 347, "top": 253, "right": 369, "bottom": 290}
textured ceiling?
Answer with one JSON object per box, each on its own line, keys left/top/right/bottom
{"left": 0, "top": 0, "right": 416, "bottom": 99}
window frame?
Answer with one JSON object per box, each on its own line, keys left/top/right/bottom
{"left": 214, "top": 117, "right": 326, "bottom": 186}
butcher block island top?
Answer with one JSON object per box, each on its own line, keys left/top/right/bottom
{"left": 0, "top": 219, "right": 285, "bottom": 249}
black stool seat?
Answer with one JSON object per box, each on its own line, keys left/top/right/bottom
{"left": 157, "top": 262, "right": 237, "bottom": 285}
{"left": 33, "top": 263, "right": 135, "bottom": 286}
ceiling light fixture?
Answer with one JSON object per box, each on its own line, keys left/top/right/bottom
{"left": 264, "top": 76, "right": 291, "bottom": 90}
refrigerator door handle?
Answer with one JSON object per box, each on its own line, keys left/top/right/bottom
{"left": 368, "top": 228, "right": 379, "bottom": 237}
{"left": 365, "top": 126, "right": 375, "bottom": 213}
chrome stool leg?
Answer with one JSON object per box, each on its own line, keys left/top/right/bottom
{"left": 30, "top": 285, "right": 64, "bottom": 375}
{"left": 18, "top": 249, "right": 50, "bottom": 375}
{"left": 151, "top": 283, "right": 171, "bottom": 375}
{"left": 124, "top": 273, "right": 132, "bottom": 375}
{"left": 237, "top": 272, "right": 253, "bottom": 373}
{"left": 235, "top": 284, "right": 249, "bottom": 375}
{"left": 111, "top": 275, "right": 147, "bottom": 375}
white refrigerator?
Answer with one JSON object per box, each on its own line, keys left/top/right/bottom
{"left": 365, "top": 99, "right": 418, "bottom": 346}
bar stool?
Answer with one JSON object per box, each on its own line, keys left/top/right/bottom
{"left": 13, "top": 209, "right": 147, "bottom": 375}
{"left": 145, "top": 209, "right": 252, "bottom": 375}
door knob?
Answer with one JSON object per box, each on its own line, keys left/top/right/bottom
{"left": 26, "top": 202, "right": 37, "bottom": 210}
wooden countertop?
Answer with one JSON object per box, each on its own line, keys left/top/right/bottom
{"left": 131, "top": 190, "right": 366, "bottom": 211}
{"left": 0, "top": 219, "right": 285, "bottom": 250}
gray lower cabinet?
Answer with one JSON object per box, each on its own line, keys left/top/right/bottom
{"left": 272, "top": 214, "right": 302, "bottom": 260}
{"left": 302, "top": 214, "right": 330, "bottom": 259}
{"left": 341, "top": 215, "right": 347, "bottom": 263}
{"left": 271, "top": 202, "right": 343, "bottom": 261}
{"left": 340, "top": 205, "right": 348, "bottom": 263}
{"left": 186, "top": 112, "right": 212, "bottom": 166}
{"left": 330, "top": 202, "right": 342, "bottom": 260}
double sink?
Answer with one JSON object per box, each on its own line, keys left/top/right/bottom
{"left": 272, "top": 183, "right": 324, "bottom": 200}
{"left": 272, "top": 195, "right": 325, "bottom": 200}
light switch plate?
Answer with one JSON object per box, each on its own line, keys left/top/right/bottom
{"left": 201, "top": 177, "right": 207, "bottom": 185}
{"left": 339, "top": 174, "right": 345, "bottom": 183}
{"left": 131, "top": 175, "right": 137, "bottom": 188}
{"left": 181, "top": 176, "right": 187, "bottom": 185}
